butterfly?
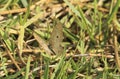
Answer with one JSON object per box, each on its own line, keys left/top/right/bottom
{"left": 49, "top": 21, "right": 64, "bottom": 54}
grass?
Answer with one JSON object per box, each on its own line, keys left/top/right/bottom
{"left": 0, "top": 0, "right": 120, "bottom": 79}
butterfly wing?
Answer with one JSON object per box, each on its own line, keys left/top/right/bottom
{"left": 49, "top": 22, "right": 64, "bottom": 54}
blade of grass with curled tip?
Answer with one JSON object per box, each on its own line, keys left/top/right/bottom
{"left": 18, "top": 2, "right": 30, "bottom": 64}
{"left": 18, "top": 26, "right": 26, "bottom": 64}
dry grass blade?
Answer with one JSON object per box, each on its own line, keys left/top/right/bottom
{"left": 33, "top": 33, "right": 53, "bottom": 55}
{"left": 3, "top": 43, "right": 25, "bottom": 76}
{"left": 5, "top": 45, "right": 21, "bottom": 71}
{"left": 114, "top": 31, "right": 120, "bottom": 71}
{"left": 0, "top": 1, "right": 41, "bottom": 15}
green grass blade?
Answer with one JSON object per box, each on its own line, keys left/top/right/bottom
{"left": 21, "top": 0, "right": 28, "bottom": 7}
{"left": 107, "top": 0, "right": 120, "bottom": 24}
{"left": 18, "top": 12, "right": 43, "bottom": 63}
{"left": 44, "top": 61, "right": 49, "bottom": 79}
{"left": 25, "top": 55, "right": 31, "bottom": 79}
{"left": 23, "top": 0, "right": 31, "bottom": 24}
{"left": 0, "top": 0, "right": 12, "bottom": 11}
{"left": 63, "top": 28, "right": 79, "bottom": 42}
{"left": 64, "top": 0, "right": 91, "bottom": 26}
{"left": 3, "top": 68, "right": 25, "bottom": 79}
{"left": 23, "top": 12, "right": 43, "bottom": 28}
{"left": 0, "top": 28, "right": 13, "bottom": 51}
{"left": 51, "top": 54, "right": 65, "bottom": 79}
